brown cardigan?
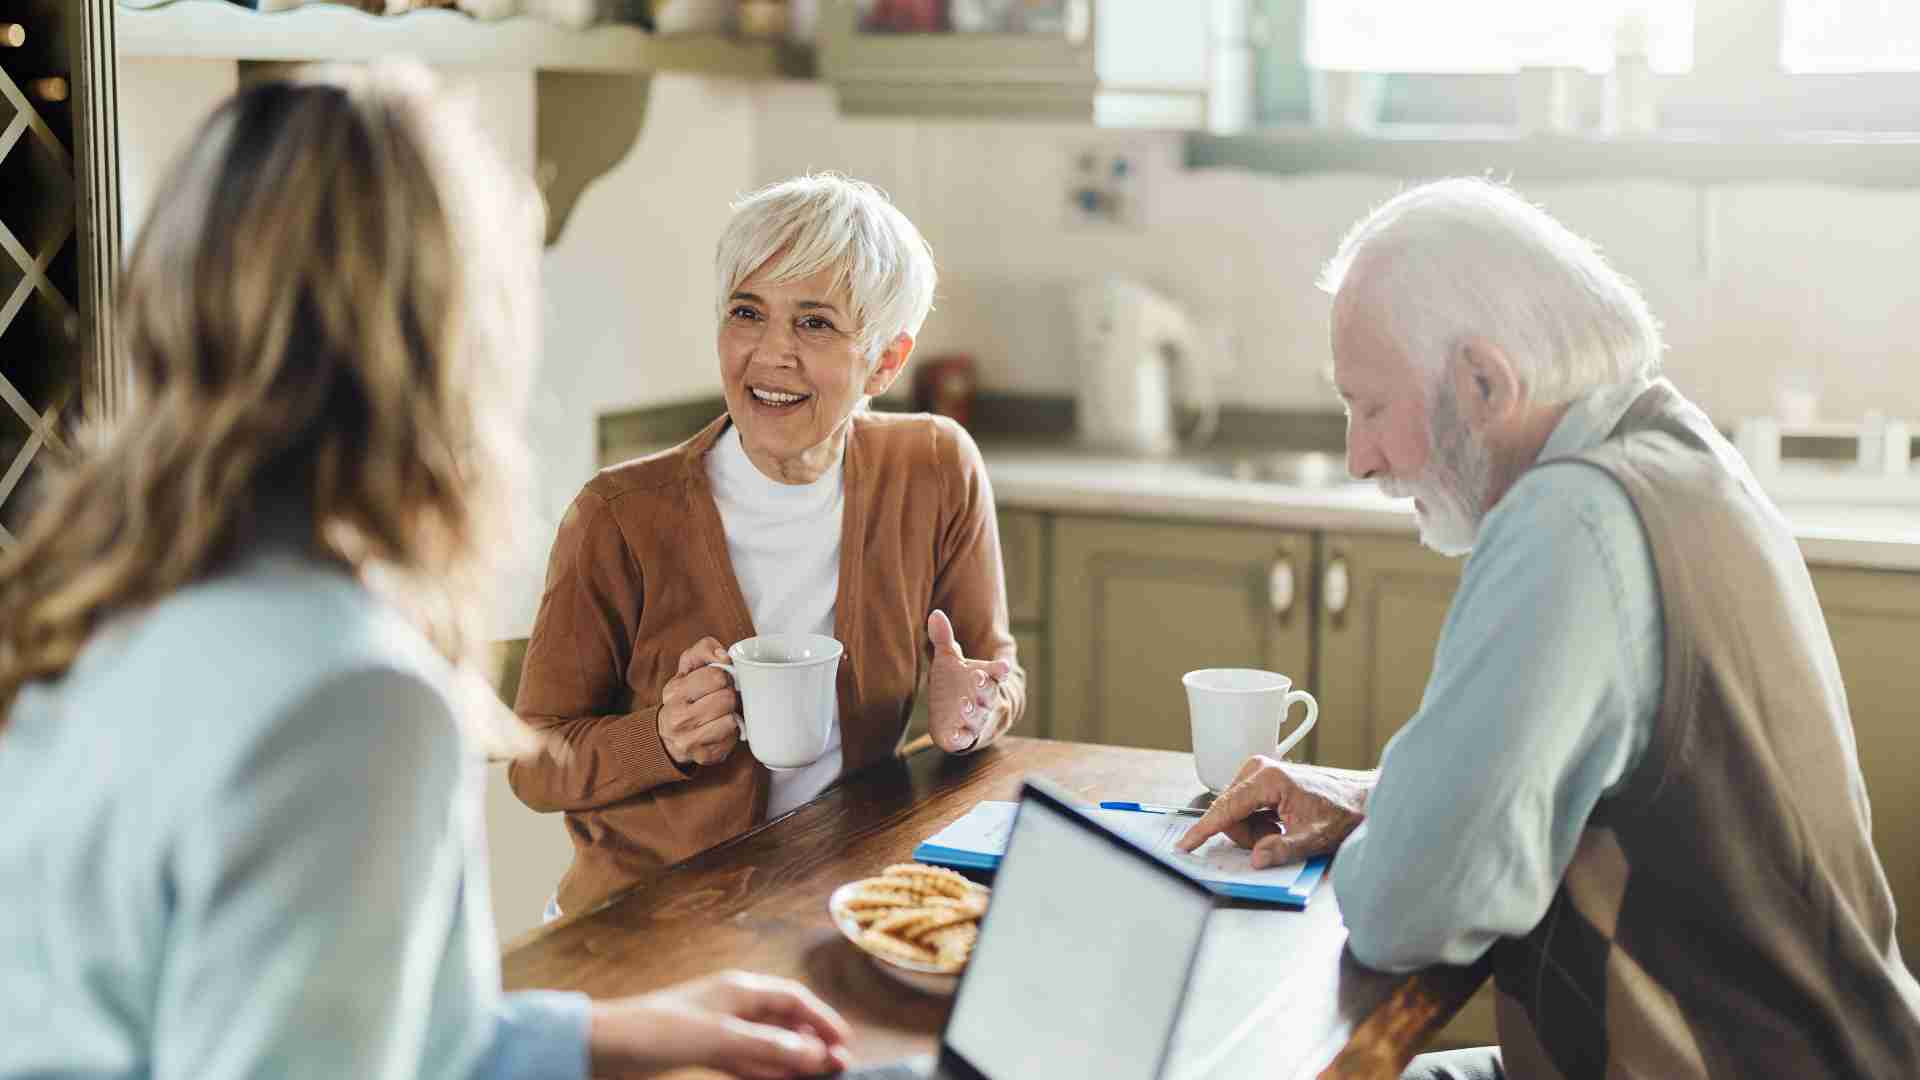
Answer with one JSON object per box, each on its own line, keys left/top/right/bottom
{"left": 509, "top": 411, "right": 1026, "bottom": 914}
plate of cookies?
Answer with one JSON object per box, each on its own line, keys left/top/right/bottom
{"left": 828, "top": 863, "right": 990, "bottom": 997}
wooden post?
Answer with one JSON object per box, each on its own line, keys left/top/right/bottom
{"left": 73, "top": 0, "right": 123, "bottom": 422}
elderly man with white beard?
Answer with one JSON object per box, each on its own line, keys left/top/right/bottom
{"left": 1178, "top": 178, "right": 1920, "bottom": 1079}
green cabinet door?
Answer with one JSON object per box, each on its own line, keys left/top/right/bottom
{"left": 999, "top": 509, "right": 1049, "bottom": 625}
{"left": 1810, "top": 564, "right": 1920, "bottom": 971}
{"left": 907, "top": 510, "right": 1048, "bottom": 744}
{"left": 1048, "top": 515, "right": 1313, "bottom": 753}
{"left": 1313, "top": 531, "right": 1464, "bottom": 769}
{"left": 904, "top": 624, "right": 1045, "bottom": 744}
{"left": 1012, "top": 626, "right": 1046, "bottom": 738}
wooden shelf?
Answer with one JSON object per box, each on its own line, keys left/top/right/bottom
{"left": 116, "top": 0, "right": 807, "bottom": 76}
{"left": 1184, "top": 126, "right": 1920, "bottom": 189}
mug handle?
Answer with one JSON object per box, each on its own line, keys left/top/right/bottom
{"left": 710, "top": 662, "right": 745, "bottom": 741}
{"left": 1274, "top": 689, "right": 1318, "bottom": 759}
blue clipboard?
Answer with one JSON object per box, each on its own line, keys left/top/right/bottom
{"left": 911, "top": 802, "right": 1330, "bottom": 909}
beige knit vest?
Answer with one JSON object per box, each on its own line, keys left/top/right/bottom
{"left": 1488, "top": 381, "right": 1920, "bottom": 1078}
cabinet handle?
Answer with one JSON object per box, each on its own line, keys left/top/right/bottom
{"left": 1066, "top": 0, "right": 1090, "bottom": 47}
{"left": 1268, "top": 557, "right": 1295, "bottom": 622}
{"left": 1324, "top": 555, "right": 1351, "bottom": 626}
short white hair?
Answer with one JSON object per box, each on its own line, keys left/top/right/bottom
{"left": 716, "top": 173, "right": 937, "bottom": 362}
{"left": 1319, "top": 177, "right": 1662, "bottom": 405}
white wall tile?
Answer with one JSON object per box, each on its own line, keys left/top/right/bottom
{"left": 115, "top": 58, "right": 239, "bottom": 250}
{"left": 526, "top": 73, "right": 757, "bottom": 634}
{"left": 743, "top": 92, "right": 1920, "bottom": 428}
{"left": 1704, "top": 184, "right": 1920, "bottom": 425}
{"left": 752, "top": 81, "right": 922, "bottom": 209}
{"left": 1228, "top": 173, "right": 1398, "bottom": 408}
{"left": 1516, "top": 180, "right": 1714, "bottom": 408}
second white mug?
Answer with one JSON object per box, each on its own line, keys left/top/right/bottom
{"left": 713, "top": 633, "right": 842, "bottom": 770}
{"left": 1183, "top": 668, "right": 1319, "bottom": 794}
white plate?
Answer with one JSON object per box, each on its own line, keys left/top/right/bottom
{"left": 827, "top": 880, "right": 963, "bottom": 997}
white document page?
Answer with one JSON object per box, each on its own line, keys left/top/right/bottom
{"left": 1089, "top": 809, "right": 1307, "bottom": 890}
{"left": 921, "top": 799, "right": 1019, "bottom": 853}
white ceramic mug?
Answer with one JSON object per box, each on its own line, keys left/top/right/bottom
{"left": 1183, "top": 668, "right": 1319, "bottom": 794}
{"left": 712, "top": 633, "right": 843, "bottom": 771}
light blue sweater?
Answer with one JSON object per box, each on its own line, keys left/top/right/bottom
{"left": 1334, "top": 379, "right": 1665, "bottom": 971}
{"left": 0, "top": 550, "right": 587, "bottom": 1078}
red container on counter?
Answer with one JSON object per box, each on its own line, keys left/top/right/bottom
{"left": 913, "top": 353, "right": 977, "bottom": 429}
{"left": 862, "top": 0, "right": 947, "bottom": 32}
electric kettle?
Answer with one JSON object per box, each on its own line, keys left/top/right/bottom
{"left": 1071, "top": 275, "right": 1219, "bottom": 456}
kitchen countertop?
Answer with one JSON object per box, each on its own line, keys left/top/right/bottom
{"left": 980, "top": 446, "right": 1920, "bottom": 573}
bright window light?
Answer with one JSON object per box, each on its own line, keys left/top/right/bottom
{"left": 1306, "top": 2, "right": 1694, "bottom": 74}
{"left": 1784, "top": 1, "right": 1920, "bottom": 72}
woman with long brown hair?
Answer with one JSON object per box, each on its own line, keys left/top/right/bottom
{"left": 0, "top": 64, "right": 849, "bottom": 1078}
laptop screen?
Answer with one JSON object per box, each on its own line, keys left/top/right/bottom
{"left": 942, "top": 793, "right": 1215, "bottom": 1080}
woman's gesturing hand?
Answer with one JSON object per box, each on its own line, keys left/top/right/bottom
{"left": 658, "top": 637, "right": 740, "bottom": 767}
{"left": 925, "top": 609, "right": 1011, "bottom": 754}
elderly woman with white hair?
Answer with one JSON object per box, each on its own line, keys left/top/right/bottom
{"left": 510, "top": 175, "right": 1025, "bottom": 918}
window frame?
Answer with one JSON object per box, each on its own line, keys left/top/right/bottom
{"left": 1256, "top": 0, "right": 1920, "bottom": 133}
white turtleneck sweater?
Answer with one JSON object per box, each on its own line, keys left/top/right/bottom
{"left": 706, "top": 425, "right": 846, "bottom": 819}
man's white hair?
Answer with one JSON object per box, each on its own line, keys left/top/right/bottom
{"left": 1318, "top": 177, "right": 1662, "bottom": 405}
{"left": 716, "top": 173, "right": 937, "bottom": 363}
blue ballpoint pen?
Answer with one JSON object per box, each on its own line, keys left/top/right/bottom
{"left": 1099, "top": 800, "right": 1206, "bottom": 816}
{"left": 1100, "top": 801, "right": 1287, "bottom": 833}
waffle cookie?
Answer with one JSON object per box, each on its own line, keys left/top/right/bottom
{"left": 834, "top": 862, "right": 991, "bottom": 974}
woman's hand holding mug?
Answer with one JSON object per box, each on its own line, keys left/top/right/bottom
{"left": 659, "top": 636, "right": 740, "bottom": 767}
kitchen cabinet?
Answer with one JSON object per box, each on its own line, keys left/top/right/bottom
{"left": 1000, "top": 507, "right": 1047, "bottom": 625}
{"left": 903, "top": 509, "right": 1048, "bottom": 742}
{"left": 1809, "top": 565, "right": 1920, "bottom": 968}
{"left": 1000, "top": 509, "right": 1050, "bottom": 730}
{"left": 1312, "top": 530, "right": 1465, "bottom": 769}
{"left": 1048, "top": 514, "right": 1313, "bottom": 750}
{"left": 1012, "top": 626, "right": 1044, "bottom": 732}
{"left": 819, "top": 0, "right": 1251, "bottom": 129}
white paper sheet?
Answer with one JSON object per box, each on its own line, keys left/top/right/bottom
{"left": 1090, "top": 809, "right": 1307, "bottom": 890}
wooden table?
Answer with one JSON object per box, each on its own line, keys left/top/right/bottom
{"left": 503, "top": 738, "right": 1490, "bottom": 1078}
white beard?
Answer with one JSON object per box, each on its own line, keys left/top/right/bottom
{"left": 1382, "top": 380, "right": 1495, "bottom": 558}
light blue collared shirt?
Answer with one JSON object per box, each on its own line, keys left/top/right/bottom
{"left": 1333, "top": 379, "right": 1666, "bottom": 972}
{"left": 0, "top": 551, "right": 589, "bottom": 1079}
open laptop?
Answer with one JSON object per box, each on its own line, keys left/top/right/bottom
{"left": 833, "top": 776, "right": 1219, "bottom": 1080}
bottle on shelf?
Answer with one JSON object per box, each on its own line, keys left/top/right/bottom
{"left": 1603, "top": 10, "right": 1658, "bottom": 135}
{"left": 28, "top": 76, "right": 68, "bottom": 103}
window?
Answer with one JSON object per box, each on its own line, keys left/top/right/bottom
{"left": 1250, "top": 0, "right": 1920, "bottom": 134}
{"left": 1213, "top": 2, "right": 1920, "bottom": 185}
{"left": 1307, "top": 2, "right": 1694, "bottom": 75}
{"left": 1783, "top": 1, "right": 1920, "bottom": 73}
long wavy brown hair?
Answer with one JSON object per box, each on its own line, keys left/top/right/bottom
{"left": 0, "top": 63, "right": 540, "bottom": 749}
